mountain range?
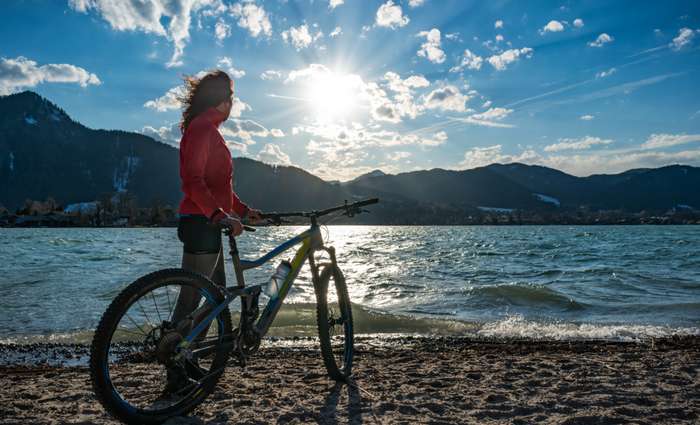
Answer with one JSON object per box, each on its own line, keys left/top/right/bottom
{"left": 1, "top": 91, "right": 698, "bottom": 224}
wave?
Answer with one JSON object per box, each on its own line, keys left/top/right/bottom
{"left": 466, "top": 284, "right": 586, "bottom": 311}
{"left": 477, "top": 315, "right": 700, "bottom": 341}
{"left": 3, "top": 304, "right": 699, "bottom": 346}
{"left": 265, "top": 303, "right": 479, "bottom": 337}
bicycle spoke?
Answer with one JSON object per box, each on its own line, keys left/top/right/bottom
{"left": 150, "top": 290, "right": 163, "bottom": 323}
{"left": 136, "top": 299, "right": 155, "bottom": 330}
{"left": 164, "top": 285, "right": 174, "bottom": 321}
{"left": 124, "top": 312, "right": 148, "bottom": 337}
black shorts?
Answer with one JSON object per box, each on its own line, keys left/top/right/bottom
{"left": 177, "top": 215, "right": 222, "bottom": 254}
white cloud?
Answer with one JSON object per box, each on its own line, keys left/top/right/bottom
{"left": 270, "top": 128, "right": 285, "bottom": 137}
{"left": 227, "top": 99, "right": 252, "bottom": 118}
{"left": 376, "top": 0, "right": 409, "bottom": 29}
{"left": 541, "top": 149, "right": 700, "bottom": 176}
{"left": 329, "top": 26, "right": 342, "bottom": 38}
{"left": 216, "top": 56, "right": 245, "bottom": 79}
{"left": 470, "top": 107, "right": 512, "bottom": 121}
{"left": 408, "top": 0, "right": 425, "bottom": 7}
{"left": 641, "top": 133, "right": 700, "bottom": 149}
{"left": 230, "top": 2, "right": 272, "bottom": 38}
{"left": 573, "top": 18, "right": 584, "bottom": 28}
{"left": 459, "top": 145, "right": 538, "bottom": 169}
{"left": 220, "top": 118, "right": 269, "bottom": 145}
{"left": 596, "top": 67, "right": 616, "bottom": 79}
{"left": 69, "top": 0, "right": 216, "bottom": 67}
{"left": 387, "top": 151, "right": 412, "bottom": 161}
{"left": 541, "top": 20, "right": 564, "bottom": 34}
{"left": 423, "top": 85, "right": 470, "bottom": 112}
{"left": 0, "top": 56, "right": 101, "bottom": 95}
{"left": 260, "top": 69, "right": 283, "bottom": 80}
{"left": 455, "top": 133, "right": 700, "bottom": 176}
{"left": 328, "top": 0, "right": 344, "bottom": 9}
{"left": 588, "top": 33, "right": 614, "bottom": 47}
{"left": 670, "top": 27, "right": 698, "bottom": 51}
{"left": 285, "top": 63, "right": 331, "bottom": 84}
{"left": 141, "top": 122, "right": 181, "bottom": 146}
{"left": 417, "top": 28, "right": 446, "bottom": 64}
{"left": 450, "top": 49, "right": 483, "bottom": 72}
{"left": 494, "top": 20, "right": 503, "bottom": 29}
{"left": 257, "top": 143, "right": 291, "bottom": 165}
{"left": 298, "top": 121, "right": 445, "bottom": 179}
{"left": 215, "top": 19, "right": 231, "bottom": 41}
{"left": 370, "top": 72, "right": 429, "bottom": 122}
{"left": 580, "top": 114, "right": 595, "bottom": 121}
{"left": 143, "top": 86, "right": 183, "bottom": 111}
{"left": 544, "top": 136, "right": 613, "bottom": 152}
{"left": 487, "top": 47, "right": 533, "bottom": 71}
{"left": 281, "top": 24, "right": 323, "bottom": 50}
{"left": 453, "top": 107, "right": 515, "bottom": 128}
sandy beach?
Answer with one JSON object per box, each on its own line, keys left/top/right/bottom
{"left": 1, "top": 336, "right": 698, "bottom": 424}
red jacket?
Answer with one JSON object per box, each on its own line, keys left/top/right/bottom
{"left": 178, "top": 107, "right": 249, "bottom": 219}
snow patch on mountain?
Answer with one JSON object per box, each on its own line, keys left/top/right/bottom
{"left": 113, "top": 155, "right": 141, "bottom": 192}
{"left": 534, "top": 193, "right": 560, "bottom": 207}
{"left": 25, "top": 115, "right": 38, "bottom": 125}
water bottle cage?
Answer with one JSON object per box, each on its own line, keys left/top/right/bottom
{"left": 241, "top": 286, "right": 261, "bottom": 324}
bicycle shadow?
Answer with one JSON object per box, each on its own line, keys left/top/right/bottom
{"left": 319, "top": 380, "right": 369, "bottom": 425}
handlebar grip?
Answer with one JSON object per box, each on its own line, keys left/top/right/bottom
{"left": 355, "top": 198, "right": 379, "bottom": 207}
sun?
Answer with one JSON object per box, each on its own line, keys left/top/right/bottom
{"left": 307, "top": 71, "right": 361, "bottom": 122}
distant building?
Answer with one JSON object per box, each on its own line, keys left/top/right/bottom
{"left": 64, "top": 201, "right": 100, "bottom": 215}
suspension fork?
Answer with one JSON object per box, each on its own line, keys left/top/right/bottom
{"left": 309, "top": 246, "right": 338, "bottom": 292}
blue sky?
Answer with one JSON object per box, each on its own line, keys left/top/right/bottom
{"left": 1, "top": 0, "right": 699, "bottom": 180}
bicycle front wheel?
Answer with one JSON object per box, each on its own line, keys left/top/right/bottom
{"left": 89, "top": 269, "right": 232, "bottom": 425}
{"left": 316, "top": 264, "right": 354, "bottom": 382}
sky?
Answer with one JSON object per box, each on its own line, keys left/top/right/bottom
{"left": 1, "top": 0, "right": 700, "bottom": 181}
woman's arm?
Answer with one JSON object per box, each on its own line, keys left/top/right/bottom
{"left": 231, "top": 191, "right": 250, "bottom": 219}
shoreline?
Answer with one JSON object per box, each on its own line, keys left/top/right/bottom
{"left": 1, "top": 336, "right": 698, "bottom": 423}
{"left": 1, "top": 334, "right": 699, "bottom": 367}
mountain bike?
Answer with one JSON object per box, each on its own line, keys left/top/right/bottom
{"left": 89, "top": 198, "right": 378, "bottom": 424}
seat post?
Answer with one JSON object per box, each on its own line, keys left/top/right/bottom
{"left": 227, "top": 233, "right": 246, "bottom": 288}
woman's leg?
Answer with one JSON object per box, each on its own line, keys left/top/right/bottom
{"left": 171, "top": 247, "right": 225, "bottom": 324}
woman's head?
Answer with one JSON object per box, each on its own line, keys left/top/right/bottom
{"left": 179, "top": 70, "right": 233, "bottom": 132}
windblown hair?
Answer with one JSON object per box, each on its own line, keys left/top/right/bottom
{"left": 179, "top": 70, "right": 233, "bottom": 132}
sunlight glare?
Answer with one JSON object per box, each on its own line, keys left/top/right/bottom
{"left": 307, "top": 71, "right": 360, "bottom": 122}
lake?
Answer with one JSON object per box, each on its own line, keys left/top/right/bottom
{"left": 1, "top": 225, "right": 699, "bottom": 342}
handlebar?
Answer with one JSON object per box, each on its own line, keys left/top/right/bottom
{"left": 222, "top": 198, "right": 379, "bottom": 234}
{"left": 260, "top": 198, "right": 379, "bottom": 224}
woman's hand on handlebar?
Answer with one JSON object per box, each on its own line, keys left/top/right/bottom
{"left": 213, "top": 213, "right": 244, "bottom": 236}
{"left": 245, "top": 208, "right": 264, "bottom": 224}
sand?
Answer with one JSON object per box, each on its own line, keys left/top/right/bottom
{"left": 0, "top": 336, "right": 698, "bottom": 424}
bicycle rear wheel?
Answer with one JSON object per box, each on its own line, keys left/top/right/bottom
{"left": 90, "top": 269, "right": 232, "bottom": 425}
{"left": 316, "top": 264, "right": 354, "bottom": 382}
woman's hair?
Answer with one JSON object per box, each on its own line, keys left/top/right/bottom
{"left": 179, "top": 70, "right": 233, "bottom": 132}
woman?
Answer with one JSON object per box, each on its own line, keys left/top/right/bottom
{"left": 172, "top": 70, "right": 262, "bottom": 328}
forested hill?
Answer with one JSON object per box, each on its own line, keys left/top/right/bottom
{"left": 1, "top": 91, "right": 699, "bottom": 224}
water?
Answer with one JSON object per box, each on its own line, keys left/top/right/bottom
{"left": 1, "top": 226, "right": 699, "bottom": 342}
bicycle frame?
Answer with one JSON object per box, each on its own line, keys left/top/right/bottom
{"left": 181, "top": 222, "right": 327, "bottom": 346}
